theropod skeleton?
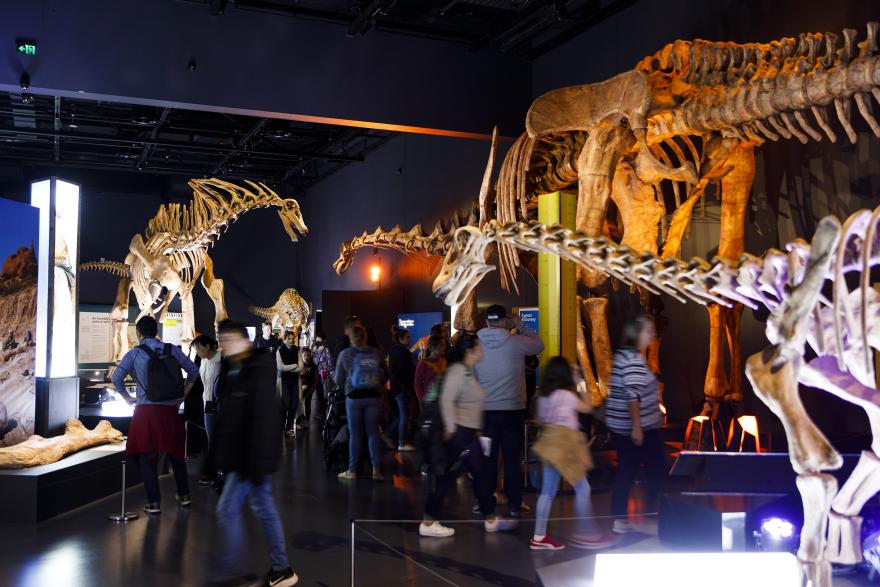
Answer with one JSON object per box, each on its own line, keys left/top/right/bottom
{"left": 81, "top": 178, "right": 308, "bottom": 363}
{"left": 432, "top": 211, "right": 880, "bottom": 587}
{"left": 249, "top": 288, "right": 312, "bottom": 338}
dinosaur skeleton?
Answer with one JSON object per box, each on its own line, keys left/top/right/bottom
{"left": 332, "top": 201, "right": 479, "bottom": 276}
{"left": 433, "top": 210, "right": 880, "bottom": 586}
{"left": 249, "top": 288, "right": 312, "bottom": 338}
{"left": 488, "top": 22, "right": 880, "bottom": 411}
{"left": 81, "top": 178, "right": 308, "bottom": 363}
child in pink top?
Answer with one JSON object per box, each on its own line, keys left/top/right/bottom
{"left": 531, "top": 356, "right": 615, "bottom": 552}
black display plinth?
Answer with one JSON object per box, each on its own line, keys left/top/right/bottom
{"left": 79, "top": 405, "right": 133, "bottom": 435}
{"left": 0, "top": 442, "right": 139, "bottom": 523}
{"left": 35, "top": 377, "right": 79, "bottom": 436}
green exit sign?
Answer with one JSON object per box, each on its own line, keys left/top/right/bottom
{"left": 16, "top": 40, "right": 36, "bottom": 56}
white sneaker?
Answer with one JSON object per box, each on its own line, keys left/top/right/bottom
{"left": 612, "top": 519, "right": 639, "bottom": 534}
{"left": 419, "top": 522, "right": 455, "bottom": 537}
{"left": 484, "top": 517, "right": 518, "bottom": 532}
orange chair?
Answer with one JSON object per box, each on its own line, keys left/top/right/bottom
{"left": 727, "top": 415, "right": 761, "bottom": 452}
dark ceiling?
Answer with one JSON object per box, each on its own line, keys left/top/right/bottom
{"left": 179, "top": 0, "right": 637, "bottom": 58}
{"left": 0, "top": 91, "right": 394, "bottom": 195}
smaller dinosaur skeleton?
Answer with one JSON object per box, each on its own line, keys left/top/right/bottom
{"left": 249, "top": 288, "right": 311, "bottom": 337}
{"left": 81, "top": 179, "right": 307, "bottom": 363}
{"left": 432, "top": 208, "right": 880, "bottom": 587}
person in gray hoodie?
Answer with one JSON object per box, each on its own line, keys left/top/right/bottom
{"left": 474, "top": 304, "right": 544, "bottom": 516}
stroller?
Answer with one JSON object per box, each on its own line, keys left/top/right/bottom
{"left": 322, "top": 377, "right": 349, "bottom": 473}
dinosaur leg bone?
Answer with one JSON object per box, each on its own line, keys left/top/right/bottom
{"left": 745, "top": 350, "right": 842, "bottom": 475}
{"left": 202, "top": 254, "right": 228, "bottom": 326}
{"left": 824, "top": 449, "right": 880, "bottom": 564}
{"left": 796, "top": 473, "right": 837, "bottom": 587}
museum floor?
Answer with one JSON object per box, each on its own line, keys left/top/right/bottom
{"left": 0, "top": 423, "right": 873, "bottom": 587}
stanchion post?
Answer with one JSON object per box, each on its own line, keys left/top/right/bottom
{"left": 350, "top": 519, "right": 355, "bottom": 587}
{"left": 108, "top": 455, "right": 139, "bottom": 523}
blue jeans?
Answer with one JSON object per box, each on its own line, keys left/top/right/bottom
{"left": 534, "top": 463, "right": 597, "bottom": 536}
{"left": 204, "top": 412, "right": 216, "bottom": 447}
{"left": 214, "top": 472, "right": 289, "bottom": 578}
{"left": 345, "top": 397, "right": 382, "bottom": 472}
{"left": 137, "top": 452, "right": 189, "bottom": 503}
{"left": 390, "top": 391, "right": 410, "bottom": 445}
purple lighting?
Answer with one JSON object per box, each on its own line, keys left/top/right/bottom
{"left": 761, "top": 518, "right": 795, "bottom": 540}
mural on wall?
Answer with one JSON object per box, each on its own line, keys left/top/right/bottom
{"left": 0, "top": 197, "right": 39, "bottom": 447}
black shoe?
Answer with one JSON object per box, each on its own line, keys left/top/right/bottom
{"left": 198, "top": 476, "right": 215, "bottom": 486}
{"left": 265, "top": 566, "right": 298, "bottom": 586}
{"left": 143, "top": 502, "right": 161, "bottom": 515}
{"left": 176, "top": 494, "right": 192, "bottom": 507}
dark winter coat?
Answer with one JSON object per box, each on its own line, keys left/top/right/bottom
{"left": 214, "top": 349, "right": 282, "bottom": 479}
{"left": 388, "top": 342, "right": 415, "bottom": 397}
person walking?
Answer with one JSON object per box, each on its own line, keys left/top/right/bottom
{"left": 474, "top": 304, "right": 544, "bottom": 517}
{"left": 194, "top": 334, "right": 222, "bottom": 485}
{"left": 420, "top": 334, "right": 518, "bottom": 538}
{"left": 388, "top": 327, "right": 416, "bottom": 452}
{"left": 415, "top": 335, "right": 446, "bottom": 404}
{"left": 112, "top": 316, "right": 199, "bottom": 514}
{"left": 606, "top": 316, "right": 666, "bottom": 534}
{"left": 210, "top": 319, "right": 298, "bottom": 587}
{"left": 530, "top": 356, "right": 615, "bottom": 551}
{"left": 276, "top": 330, "right": 300, "bottom": 437}
{"left": 334, "top": 325, "right": 387, "bottom": 481}
{"left": 297, "top": 347, "right": 318, "bottom": 428}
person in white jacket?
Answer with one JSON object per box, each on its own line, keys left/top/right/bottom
{"left": 194, "top": 334, "right": 222, "bottom": 485}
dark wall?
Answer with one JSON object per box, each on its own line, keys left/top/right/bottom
{"left": 297, "top": 132, "right": 538, "bottom": 336}
{"left": 533, "top": 0, "right": 880, "bottom": 441}
{"left": 0, "top": 0, "right": 530, "bottom": 136}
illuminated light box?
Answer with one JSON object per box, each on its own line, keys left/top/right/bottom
{"left": 31, "top": 178, "right": 80, "bottom": 379}
{"left": 594, "top": 552, "right": 800, "bottom": 586}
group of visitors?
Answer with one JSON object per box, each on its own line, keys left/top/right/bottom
{"left": 109, "top": 300, "right": 666, "bottom": 584}
{"left": 113, "top": 316, "right": 299, "bottom": 587}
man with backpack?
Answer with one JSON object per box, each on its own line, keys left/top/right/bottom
{"left": 333, "top": 325, "right": 387, "bottom": 481}
{"left": 112, "top": 316, "right": 199, "bottom": 515}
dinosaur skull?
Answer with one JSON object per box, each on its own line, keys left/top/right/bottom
{"left": 333, "top": 242, "right": 355, "bottom": 275}
{"left": 432, "top": 226, "right": 495, "bottom": 306}
{"left": 278, "top": 198, "right": 309, "bottom": 241}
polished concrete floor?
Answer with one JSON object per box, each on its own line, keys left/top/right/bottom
{"left": 0, "top": 422, "right": 874, "bottom": 586}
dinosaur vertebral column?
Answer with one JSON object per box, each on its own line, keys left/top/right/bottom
{"left": 432, "top": 206, "right": 880, "bottom": 586}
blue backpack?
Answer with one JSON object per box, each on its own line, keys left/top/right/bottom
{"left": 349, "top": 348, "right": 383, "bottom": 391}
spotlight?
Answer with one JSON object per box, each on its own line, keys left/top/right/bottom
{"left": 754, "top": 517, "right": 798, "bottom": 552}
{"left": 863, "top": 530, "right": 880, "bottom": 581}
{"left": 20, "top": 71, "right": 30, "bottom": 92}
{"left": 369, "top": 264, "right": 381, "bottom": 283}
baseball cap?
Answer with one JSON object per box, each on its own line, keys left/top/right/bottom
{"left": 486, "top": 304, "right": 507, "bottom": 321}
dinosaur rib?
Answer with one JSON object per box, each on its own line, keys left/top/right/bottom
{"left": 79, "top": 260, "right": 131, "bottom": 278}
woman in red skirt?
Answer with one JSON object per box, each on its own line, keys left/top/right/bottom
{"left": 112, "top": 316, "right": 200, "bottom": 514}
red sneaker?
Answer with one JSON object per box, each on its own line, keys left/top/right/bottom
{"left": 570, "top": 533, "right": 617, "bottom": 550}
{"left": 530, "top": 535, "right": 566, "bottom": 551}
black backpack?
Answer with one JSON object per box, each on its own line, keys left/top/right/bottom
{"left": 137, "top": 343, "right": 185, "bottom": 402}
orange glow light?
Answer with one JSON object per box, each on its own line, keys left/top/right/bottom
{"left": 369, "top": 264, "right": 381, "bottom": 283}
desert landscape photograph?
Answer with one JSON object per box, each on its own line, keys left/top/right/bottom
{"left": 0, "top": 198, "right": 38, "bottom": 447}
